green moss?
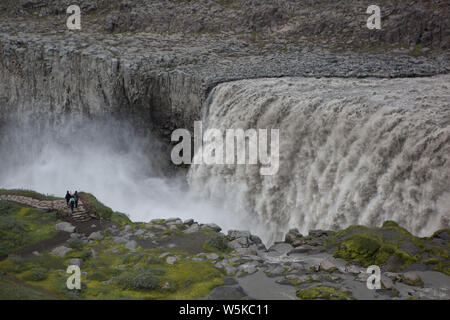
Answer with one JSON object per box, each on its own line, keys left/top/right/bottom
{"left": 334, "top": 233, "right": 382, "bottom": 266}
{"left": 296, "top": 286, "right": 352, "bottom": 300}
{"left": 423, "top": 258, "right": 439, "bottom": 265}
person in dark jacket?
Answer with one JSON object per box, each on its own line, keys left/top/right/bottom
{"left": 65, "top": 191, "right": 71, "bottom": 207}
{"left": 74, "top": 191, "right": 79, "bottom": 208}
{"left": 69, "top": 197, "right": 75, "bottom": 214}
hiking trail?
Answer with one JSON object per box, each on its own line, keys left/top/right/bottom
{"left": 0, "top": 194, "right": 94, "bottom": 222}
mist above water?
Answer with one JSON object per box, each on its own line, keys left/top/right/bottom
{"left": 0, "top": 117, "right": 246, "bottom": 234}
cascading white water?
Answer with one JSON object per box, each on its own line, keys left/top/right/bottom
{"left": 188, "top": 75, "right": 450, "bottom": 244}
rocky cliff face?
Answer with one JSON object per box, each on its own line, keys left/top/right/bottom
{"left": 0, "top": 36, "right": 205, "bottom": 138}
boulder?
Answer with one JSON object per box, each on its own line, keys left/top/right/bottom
{"left": 284, "top": 228, "right": 301, "bottom": 244}
{"left": 201, "top": 223, "right": 222, "bottom": 232}
{"left": 381, "top": 276, "right": 394, "bottom": 289}
{"left": 319, "top": 259, "right": 337, "bottom": 271}
{"left": 55, "top": 222, "right": 75, "bottom": 233}
{"left": 402, "top": 272, "right": 422, "bottom": 286}
{"left": 183, "top": 219, "right": 194, "bottom": 226}
{"left": 268, "top": 242, "right": 293, "bottom": 255}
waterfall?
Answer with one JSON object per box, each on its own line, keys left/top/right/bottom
{"left": 188, "top": 75, "right": 450, "bottom": 244}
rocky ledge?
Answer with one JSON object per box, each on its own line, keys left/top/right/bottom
{"left": 0, "top": 190, "right": 448, "bottom": 300}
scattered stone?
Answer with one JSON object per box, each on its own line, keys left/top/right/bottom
{"left": 134, "top": 229, "right": 145, "bottom": 236}
{"left": 124, "top": 225, "right": 132, "bottom": 232}
{"left": 268, "top": 242, "right": 293, "bottom": 255}
{"left": 55, "top": 222, "right": 75, "bottom": 233}
{"left": 124, "top": 240, "right": 138, "bottom": 251}
{"left": 69, "top": 258, "right": 82, "bottom": 267}
{"left": 309, "top": 230, "right": 330, "bottom": 237}
{"left": 284, "top": 228, "right": 301, "bottom": 244}
{"left": 381, "top": 276, "right": 394, "bottom": 289}
{"left": 345, "top": 265, "right": 362, "bottom": 274}
{"left": 203, "top": 285, "right": 247, "bottom": 300}
{"left": 228, "top": 230, "right": 251, "bottom": 239}
{"left": 113, "top": 236, "right": 128, "bottom": 244}
{"left": 206, "top": 253, "right": 219, "bottom": 260}
{"left": 88, "top": 231, "right": 104, "bottom": 241}
{"left": 356, "top": 272, "right": 370, "bottom": 282}
{"left": 50, "top": 246, "right": 72, "bottom": 257}
{"left": 159, "top": 252, "right": 170, "bottom": 258}
{"left": 32, "top": 251, "right": 40, "bottom": 256}
{"left": 287, "top": 245, "right": 315, "bottom": 255}
{"left": 234, "top": 247, "right": 257, "bottom": 256}
{"left": 402, "top": 272, "right": 423, "bottom": 286}
{"left": 183, "top": 223, "right": 199, "bottom": 233}
{"left": 319, "top": 259, "right": 337, "bottom": 272}
{"left": 166, "top": 256, "right": 178, "bottom": 265}
{"left": 266, "top": 265, "right": 286, "bottom": 277}
{"left": 201, "top": 223, "right": 222, "bottom": 232}
{"left": 228, "top": 237, "right": 249, "bottom": 249}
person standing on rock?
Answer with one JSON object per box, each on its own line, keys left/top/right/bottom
{"left": 74, "top": 191, "right": 79, "bottom": 208}
{"left": 65, "top": 191, "right": 71, "bottom": 207}
{"left": 69, "top": 196, "right": 75, "bottom": 214}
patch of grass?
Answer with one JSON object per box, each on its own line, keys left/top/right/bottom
{"left": 0, "top": 201, "right": 58, "bottom": 255}
{"left": 22, "top": 267, "right": 48, "bottom": 282}
{"left": 296, "top": 286, "right": 353, "bottom": 300}
{"left": 116, "top": 266, "right": 165, "bottom": 291}
{"left": 0, "top": 274, "right": 53, "bottom": 299}
{"left": 0, "top": 189, "right": 62, "bottom": 200}
{"left": 203, "top": 235, "right": 229, "bottom": 254}
{"left": 67, "top": 238, "right": 84, "bottom": 251}
{"left": 78, "top": 192, "right": 131, "bottom": 225}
